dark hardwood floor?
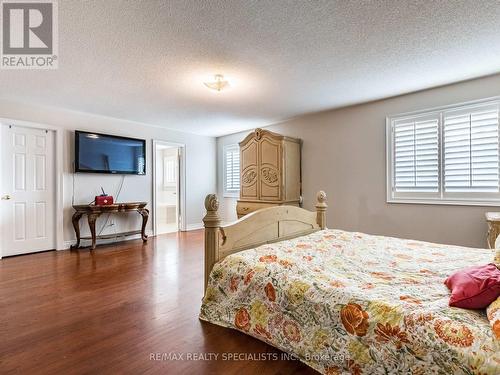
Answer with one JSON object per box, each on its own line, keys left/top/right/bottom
{"left": 0, "top": 231, "right": 316, "bottom": 375}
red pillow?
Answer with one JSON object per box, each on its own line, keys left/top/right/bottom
{"left": 444, "top": 264, "right": 500, "bottom": 309}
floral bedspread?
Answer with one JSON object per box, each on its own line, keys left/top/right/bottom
{"left": 200, "top": 229, "right": 499, "bottom": 374}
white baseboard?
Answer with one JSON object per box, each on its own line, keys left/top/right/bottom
{"left": 62, "top": 229, "right": 154, "bottom": 250}
{"left": 61, "top": 225, "right": 203, "bottom": 249}
{"left": 184, "top": 223, "right": 203, "bottom": 231}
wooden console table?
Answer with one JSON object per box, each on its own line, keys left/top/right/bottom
{"left": 71, "top": 202, "right": 149, "bottom": 250}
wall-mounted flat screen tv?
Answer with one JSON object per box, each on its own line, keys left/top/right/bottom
{"left": 75, "top": 131, "right": 146, "bottom": 174}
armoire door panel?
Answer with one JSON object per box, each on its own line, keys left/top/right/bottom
{"left": 260, "top": 165, "right": 280, "bottom": 187}
{"left": 238, "top": 128, "right": 301, "bottom": 218}
{"left": 241, "top": 166, "right": 258, "bottom": 198}
{"left": 240, "top": 140, "right": 258, "bottom": 199}
{"left": 259, "top": 181, "right": 280, "bottom": 199}
{"left": 259, "top": 137, "right": 282, "bottom": 201}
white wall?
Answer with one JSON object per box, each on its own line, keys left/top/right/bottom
{"left": 0, "top": 99, "right": 216, "bottom": 247}
{"left": 217, "top": 74, "right": 500, "bottom": 248}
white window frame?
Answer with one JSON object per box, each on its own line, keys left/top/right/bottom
{"left": 223, "top": 144, "right": 240, "bottom": 198}
{"left": 387, "top": 97, "right": 500, "bottom": 206}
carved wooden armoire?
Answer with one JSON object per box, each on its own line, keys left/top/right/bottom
{"left": 236, "top": 128, "right": 301, "bottom": 218}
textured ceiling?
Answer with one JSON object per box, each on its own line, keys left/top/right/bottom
{"left": 1, "top": 0, "right": 500, "bottom": 136}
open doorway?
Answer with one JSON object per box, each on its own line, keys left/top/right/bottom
{"left": 153, "top": 141, "right": 184, "bottom": 235}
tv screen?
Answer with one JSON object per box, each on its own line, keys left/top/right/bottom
{"left": 75, "top": 131, "right": 146, "bottom": 174}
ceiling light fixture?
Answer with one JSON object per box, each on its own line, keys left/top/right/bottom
{"left": 204, "top": 74, "right": 230, "bottom": 92}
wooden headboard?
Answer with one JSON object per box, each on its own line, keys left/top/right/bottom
{"left": 202, "top": 191, "right": 327, "bottom": 289}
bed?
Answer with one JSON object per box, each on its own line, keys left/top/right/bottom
{"left": 199, "top": 192, "right": 499, "bottom": 374}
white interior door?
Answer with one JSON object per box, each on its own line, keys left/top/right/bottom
{"left": 155, "top": 145, "right": 180, "bottom": 234}
{"left": 1, "top": 124, "right": 56, "bottom": 256}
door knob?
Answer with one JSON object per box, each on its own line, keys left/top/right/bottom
{"left": 1, "top": 195, "right": 11, "bottom": 200}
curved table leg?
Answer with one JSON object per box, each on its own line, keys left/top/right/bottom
{"left": 138, "top": 208, "right": 149, "bottom": 242}
{"left": 70, "top": 212, "right": 84, "bottom": 249}
{"left": 487, "top": 223, "right": 500, "bottom": 249}
{"left": 88, "top": 213, "right": 100, "bottom": 250}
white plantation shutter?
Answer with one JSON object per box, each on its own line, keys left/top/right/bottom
{"left": 224, "top": 145, "right": 240, "bottom": 194}
{"left": 393, "top": 117, "right": 439, "bottom": 192}
{"left": 444, "top": 104, "right": 500, "bottom": 193}
{"left": 388, "top": 98, "right": 500, "bottom": 204}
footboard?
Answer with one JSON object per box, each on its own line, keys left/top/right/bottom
{"left": 202, "top": 191, "right": 327, "bottom": 289}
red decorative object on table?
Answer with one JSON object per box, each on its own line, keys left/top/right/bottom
{"left": 95, "top": 195, "right": 114, "bottom": 205}
{"left": 95, "top": 187, "right": 113, "bottom": 205}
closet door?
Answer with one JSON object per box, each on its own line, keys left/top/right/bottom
{"left": 259, "top": 135, "right": 282, "bottom": 201}
{"left": 1, "top": 124, "right": 56, "bottom": 256}
{"left": 240, "top": 138, "right": 259, "bottom": 200}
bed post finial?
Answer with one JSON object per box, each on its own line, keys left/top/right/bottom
{"left": 203, "top": 194, "right": 221, "bottom": 291}
{"left": 315, "top": 191, "right": 327, "bottom": 230}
